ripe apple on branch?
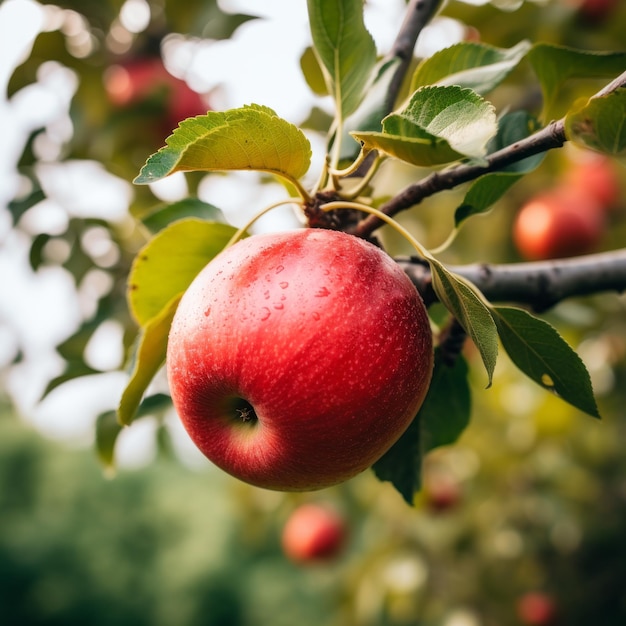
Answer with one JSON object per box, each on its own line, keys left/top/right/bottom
{"left": 103, "top": 0, "right": 626, "bottom": 505}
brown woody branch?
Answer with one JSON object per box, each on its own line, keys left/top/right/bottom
{"left": 397, "top": 249, "right": 626, "bottom": 311}
{"left": 351, "top": 69, "right": 626, "bottom": 240}
{"left": 383, "top": 0, "right": 443, "bottom": 114}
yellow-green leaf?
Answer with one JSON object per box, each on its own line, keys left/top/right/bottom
{"left": 565, "top": 88, "right": 626, "bottom": 159}
{"left": 118, "top": 296, "right": 180, "bottom": 426}
{"left": 128, "top": 218, "right": 237, "bottom": 327}
{"left": 134, "top": 104, "right": 312, "bottom": 186}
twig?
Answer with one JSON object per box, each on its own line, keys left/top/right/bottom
{"left": 352, "top": 69, "right": 626, "bottom": 239}
{"left": 397, "top": 249, "right": 626, "bottom": 311}
{"left": 383, "top": 0, "right": 443, "bottom": 113}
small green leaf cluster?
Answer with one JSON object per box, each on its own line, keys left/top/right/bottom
{"left": 113, "top": 0, "right": 625, "bottom": 502}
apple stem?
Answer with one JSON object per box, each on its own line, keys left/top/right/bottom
{"left": 328, "top": 147, "right": 372, "bottom": 180}
{"left": 429, "top": 228, "right": 459, "bottom": 255}
{"left": 332, "top": 153, "right": 385, "bottom": 201}
{"left": 224, "top": 197, "right": 305, "bottom": 248}
{"left": 319, "top": 200, "right": 431, "bottom": 261}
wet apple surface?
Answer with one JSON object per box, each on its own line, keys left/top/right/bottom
{"left": 167, "top": 228, "right": 434, "bottom": 491}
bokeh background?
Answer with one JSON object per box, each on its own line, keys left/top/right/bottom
{"left": 1, "top": 0, "right": 626, "bottom": 624}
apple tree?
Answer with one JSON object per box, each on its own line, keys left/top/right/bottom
{"left": 3, "top": 0, "right": 626, "bottom": 507}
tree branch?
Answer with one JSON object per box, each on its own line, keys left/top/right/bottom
{"left": 397, "top": 249, "right": 626, "bottom": 311}
{"left": 383, "top": 0, "right": 443, "bottom": 114}
{"left": 352, "top": 69, "right": 626, "bottom": 239}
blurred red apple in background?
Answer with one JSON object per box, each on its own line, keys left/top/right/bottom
{"left": 104, "top": 56, "right": 209, "bottom": 132}
{"left": 281, "top": 503, "right": 347, "bottom": 563}
{"left": 167, "top": 228, "right": 434, "bottom": 491}
{"left": 577, "top": 0, "right": 619, "bottom": 22}
{"left": 423, "top": 475, "right": 463, "bottom": 514}
{"left": 513, "top": 186, "right": 605, "bottom": 260}
{"left": 516, "top": 591, "right": 558, "bottom": 625}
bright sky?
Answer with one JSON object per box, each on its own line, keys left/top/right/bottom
{"left": 0, "top": 0, "right": 470, "bottom": 467}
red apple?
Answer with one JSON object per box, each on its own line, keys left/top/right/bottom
{"left": 512, "top": 186, "right": 605, "bottom": 260}
{"left": 167, "top": 228, "right": 434, "bottom": 491}
{"left": 104, "top": 56, "right": 209, "bottom": 130}
{"left": 577, "top": 0, "right": 619, "bottom": 22}
{"left": 424, "top": 476, "right": 462, "bottom": 513}
{"left": 516, "top": 591, "right": 558, "bottom": 625}
{"left": 281, "top": 503, "right": 347, "bottom": 562}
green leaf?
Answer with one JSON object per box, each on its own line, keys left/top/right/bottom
{"left": 300, "top": 46, "right": 329, "bottom": 96}
{"left": 97, "top": 394, "right": 172, "bottom": 471}
{"left": 95, "top": 410, "right": 122, "bottom": 471}
{"left": 372, "top": 350, "right": 471, "bottom": 505}
{"left": 141, "top": 197, "right": 225, "bottom": 234}
{"left": 410, "top": 40, "right": 532, "bottom": 96}
{"left": 134, "top": 105, "right": 312, "bottom": 186}
{"left": 118, "top": 296, "right": 180, "bottom": 426}
{"left": 352, "top": 86, "right": 497, "bottom": 166}
{"left": 42, "top": 362, "right": 102, "bottom": 399}
{"left": 565, "top": 88, "right": 626, "bottom": 159}
{"left": 455, "top": 111, "right": 544, "bottom": 226}
{"left": 307, "top": 0, "right": 377, "bottom": 119}
{"left": 128, "top": 218, "right": 237, "bottom": 327}
{"left": 492, "top": 306, "right": 601, "bottom": 418}
{"left": 428, "top": 259, "right": 498, "bottom": 386}
{"left": 526, "top": 44, "right": 626, "bottom": 121}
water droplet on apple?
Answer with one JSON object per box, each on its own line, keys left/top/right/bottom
{"left": 260, "top": 307, "right": 271, "bottom": 321}
{"left": 275, "top": 265, "right": 284, "bottom": 274}
{"left": 264, "top": 290, "right": 270, "bottom": 300}
{"left": 315, "top": 286, "right": 330, "bottom": 297}
{"left": 204, "top": 307, "right": 211, "bottom": 317}
{"left": 312, "top": 312, "right": 320, "bottom": 321}
{"left": 279, "top": 281, "right": 289, "bottom": 289}
{"left": 273, "top": 302, "right": 284, "bottom": 310}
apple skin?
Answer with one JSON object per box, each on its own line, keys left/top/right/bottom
{"left": 167, "top": 228, "right": 434, "bottom": 491}
{"left": 516, "top": 592, "right": 558, "bottom": 625}
{"left": 512, "top": 187, "right": 605, "bottom": 261}
{"left": 281, "top": 503, "right": 347, "bottom": 563}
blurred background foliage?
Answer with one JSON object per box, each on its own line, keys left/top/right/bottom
{"left": 1, "top": 0, "right": 626, "bottom": 624}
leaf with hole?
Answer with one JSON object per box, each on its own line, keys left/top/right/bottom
{"left": 492, "top": 306, "right": 600, "bottom": 418}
